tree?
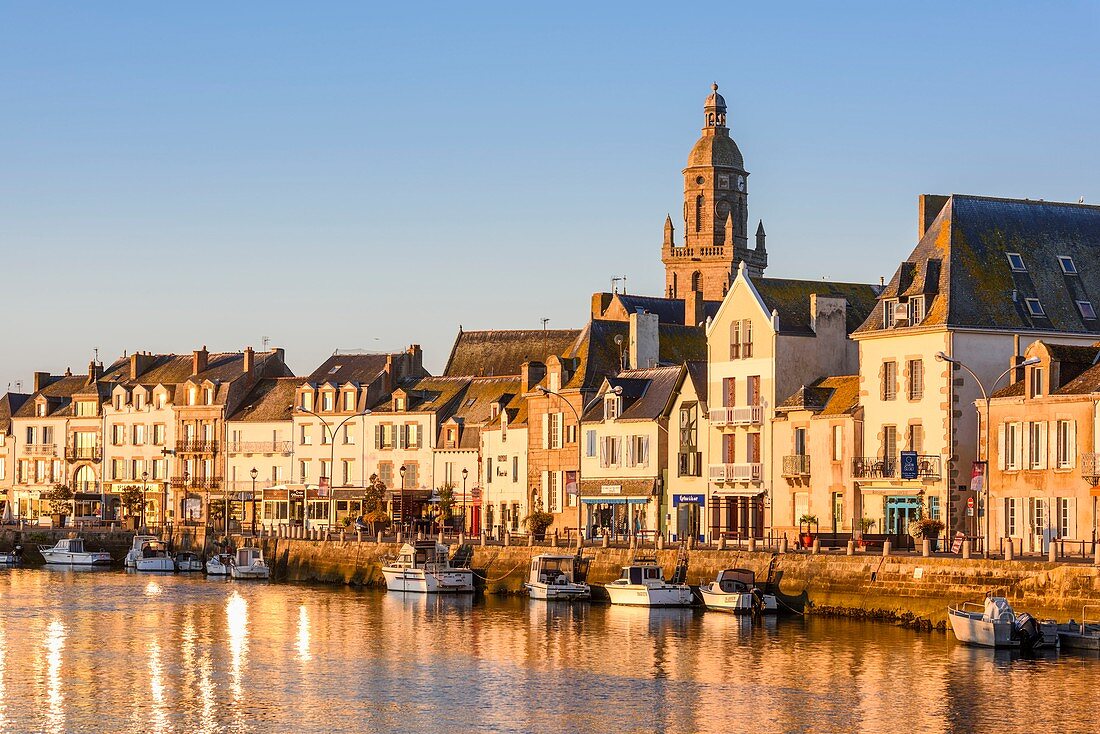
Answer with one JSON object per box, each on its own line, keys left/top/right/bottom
{"left": 523, "top": 491, "right": 554, "bottom": 537}
{"left": 46, "top": 484, "right": 73, "bottom": 516}
{"left": 436, "top": 481, "right": 456, "bottom": 528}
{"left": 119, "top": 485, "right": 145, "bottom": 518}
{"left": 363, "top": 474, "right": 389, "bottom": 524}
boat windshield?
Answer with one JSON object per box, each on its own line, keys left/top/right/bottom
{"left": 65, "top": 539, "right": 85, "bottom": 553}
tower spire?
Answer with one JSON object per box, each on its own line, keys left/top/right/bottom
{"left": 663, "top": 214, "right": 674, "bottom": 247}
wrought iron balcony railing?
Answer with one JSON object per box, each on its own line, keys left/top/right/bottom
{"left": 782, "top": 454, "right": 811, "bottom": 477}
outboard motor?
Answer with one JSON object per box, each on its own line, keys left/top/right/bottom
{"left": 12, "top": 545, "right": 22, "bottom": 558}
{"left": 1013, "top": 613, "right": 1042, "bottom": 648}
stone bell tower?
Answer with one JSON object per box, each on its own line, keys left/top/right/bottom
{"left": 662, "top": 83, "right": 767, "bottom": 300}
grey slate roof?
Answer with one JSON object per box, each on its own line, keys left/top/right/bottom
{"left": 857, "top": 195, "right": 1100, "bottom": 335}
{"left": 443, "top": 329, "right": 581, "bottom": 378}
{"left": 607, "top": 293, "right": 722, "bottom": 325}
{"left": 581, "top": 366, "right": 683, "bottom": 422}
{"left": 753, "top": 278, "right": 881, "bottom": 336}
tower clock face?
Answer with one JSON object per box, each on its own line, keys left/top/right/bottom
{"left": 737, "top": 175, "right": 745, "bottom": 192}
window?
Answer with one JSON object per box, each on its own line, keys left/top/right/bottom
{"left": 155, "top": 393, "right": 167, "bottom": 410}
{"left": 1004, "top": 422, "right": 1020, "bottom": 470}
{"left": 1058, "top": 497, "right": 1075, "bottom": 537}
{"left": 1029, "top": 367, "right": 1044, "bottom": 398}
{"left": 928, "top": 496, "right": 941, "bottom": 521}
{"left": 831, "top": 425, "right": 843, "bottom": 461}
{"left": 600, "top": 436, "right": 622, "bottom": 468}
{"left": 547, "top": 472, "right": 558, "bottom": 514}
{"left": 882, "top": 361, "right": 897, "bottom": 401}
{"left": 730, "top": 321, "right": 740, "bottom": 359}
{"left": 36, "top": 403, "right": 46, "bottom": 417}
{"left": 301, "top": 392, "right": 313, "bottom": 411}
{"left": 320, "top": 425, "right": 331, "bottom": 445}
{"left": 113, "top": 395, "right": 123, "bottom": 411}
{"left": 1024, "top": 298, "right": 1045, "bottom": 318}
{"left": 742, "top": 320, "right": 753, "bottom": 358}
{"left": 74, "top": 401, "right": 96, "bottom": 417}
{"left": 882, "top": 425, "right": 897, "bottom": 460}
{"left": 300, "top": 424, "right": 312, "bottom": 446}
{"left": 723, "top": 377, "right": 736, "bottom": 408}
{"left": 585, "top": 430, "right": 597, "bottom": 458}
{"left": 747, "top": 375, "right": 761, "bottom": 406}
{"left": 152, "top": 424, "right": 165, "bottom": 445}
{"left": 1056, "top": 419, "right": 1075, "bottom": 468}
{"left": 793, "top": 427, "right": 807, "bottom": 456}
{"left": 1077, "top": 301, "right": 1097, "bottom": 320}
{"left": 343, "top": 392, "right": 356, "bottom": 411}
{"left": 908, "top": 423, "right": 924, "bottom": 454}
{"left": 908, "top": 296, "right": 926, "bottom": 325}
{"left": 626, "top": 435, "right": 650, "bottom": 468}
{"left": 1058, "top": 256, "right": 1078, "bottom": 275}
{"left": 378, "top": 462, "right": 393, "bottom": 487}
{"left": 679, "top": 403, "right": 698, "bottom": 449}
{"left": 394, "top": 397, "right": 406, "bottom": 411}
{"left": 565, "top": 423, "right": 577, "bottom": 444}
{"left": 603, "top": 398, "right": 620, "bottom": 421}
{"left": 299, "top": 460, "right": 310, "bottom": 482}
{"left": 112, "top": 425, "right": 125, "bottom": 446}
{"left": 678, "top": 450, "right": 701, "bottom": 477}
{"left": 1006, "top": 252, "right": 1026, "bottom": 272}
{"left": 134, "top": 393, "right": 144, "bottom": 411}
{"left": 907, "top": 359, "right": 924, "bottom": 400}
{"left": 1027, "top": 422, "right": 1046, "bottom": 470}
{"left": 547, "top": 413, "right": 562, "bottom": 449}
{"left": 512, "top": 456, "right": 518, "bottom": 482}
{"left": 883, "top": 299, "right": 897, "bottom": 328}
{"left": 320, "top": 460, "right": 331, "bottom": 483}
{"left": 404, "top": 463, "right": 419, "bottom": 487}
{"left": 343, "top": 425, "right": 354, "bottom": 445}
{"left": 321, "top": 392, "right": 334, "bottom": 411}
{"left": 203, "top": 387, "right": 214, "bottom": 405}
{"left": 133, "top": 425, "right": 146, "bottom": 445}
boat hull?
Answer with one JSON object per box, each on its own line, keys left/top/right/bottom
{"left": 40, "top": 550, "right": 112, "bottom": 566}
{"left": 383, "top": 567, "right": 474, "bottom": 593}
{"left": 699, "top": 587, "right": 777, "bottom": 613}
{"left": 605, "top": 583, "right": 693, "bottom": 607}
{"left": 526, "top": 582, "right": 591, "bottom": 601}
{"left": 1057, "top": 624, "right": 1100, "bottom": 651}
{"left": 135, "top": 557, "right": 176, "bottom": 572}
{"left": 206, "top": 560, "right": 232, "bottom": 576}
{"left": 230, "top": 565, "right": 270, "bottom": 580}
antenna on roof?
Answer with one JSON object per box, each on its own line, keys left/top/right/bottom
{"left": 541, "top": 318, "right": 550, "bottom": 330}
{"left": 262, "top": 335, "right": 270, "bottom": 351}
{"left": 94, "top": 348, "right": 99, "bottom": 363}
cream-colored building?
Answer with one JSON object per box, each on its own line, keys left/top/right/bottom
{"left": 480, "top": 389, "right": 529, "bottom": 537}
{"left": 664, "top": 362, "right": 709, "bottom": 542}
{"left": 851, "top": 195, "right": 1100, "bottom": 545}
{"left": 705, "top": 263, "right": 878, "bottom": 540}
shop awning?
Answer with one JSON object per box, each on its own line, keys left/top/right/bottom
{"left": 711, "top": 488, "right": 764, "bottom": 498}
{"left": 579, "top": 479, "right": 655, "bottom": 498}
{"left": 859, "top": 484, "right": 924, "bottom": 494}
{"left": 580, "top": 497, "right": 650, "bottom": 505}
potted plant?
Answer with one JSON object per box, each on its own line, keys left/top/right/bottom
{"left": 119, "top": 485, "right": 144, "bottom": 531}
{"left": 436, "top": 481, "right": 456, "bottom": 531}
{"left": 909, "top": 517, "right": 946, "bottom": 551}
{"left": 46, "top": 484, "right": 73, "bottom": 528}
{"left": 362, "top": 474, "right": 391, "bottom": 535}
{"left": 798, "top": 514, "right": 818, "bottom": 548}
{"left": 857, "top": 517, "right": 876, "bottom": 547}
{"left": 523, "top": 493, "right": 554, "bottom": 541}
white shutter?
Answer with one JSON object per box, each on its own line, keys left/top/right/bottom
{"left": 411, "top": 423, "right": 420, "bottom": 448}
{"left": 555, "top": 413, "right": 564, "bottom": 449}
{"left": 542, "top": 417, "right": 550, "bottom": 449}
{"left": 1069, "top": 420, "right": 1077, "bottom": 467}
{"left": 1036, "top": 422, "right": 1048, "bottom": 470}
{"left": 1013, "top": 423, "right": 1024, "bottom": 470}
{"left": 1068, "top": 498, "right": 1077, "bottom": 538}
{"left": 599, "top": 436, "right": 607, "bottom": 468}
{"left": 997, "top": 423, "right": 1006, "bottom": 470}
{"left": 626, "top": 436, "right": 634, "bottom": 467}
{"left": 641, "top": 436, "right": 650, "bottom": 467}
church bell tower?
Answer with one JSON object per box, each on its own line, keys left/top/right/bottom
{"left": 662, "top": 83, "right": 767, "bottom": 301}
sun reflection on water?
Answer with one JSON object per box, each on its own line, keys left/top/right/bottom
{"left": 297, "top": 605, "right": 312, "bottom": 662}
{"left": 44, "top": 620, "right": 65, "bottom": 734}
{"left": 148, "top": 639, "right": 169, "bottom": 734}
{"left": 226, "top": 590, "right": 248, "bottom": 703}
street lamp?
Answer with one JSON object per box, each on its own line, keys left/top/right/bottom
{"left": 399, "top": 465, "right": 407, "bottom": 535}
{"left": 249, "top": 467, "right": 258, "bottom": 535}
{"left": 935, "top": 351, "right": 1041, "bottom": 558}
{"left": 141, "top": 471, "right": 149, "bottom": 532}
{"left": 535, "top": 385, "right": 621, "bottom": 547}
{"left": 461, "top": 467, "right": 469, "bottom": 534}
{"left": 295, "top": 404, "right": 371, "bottom": 534}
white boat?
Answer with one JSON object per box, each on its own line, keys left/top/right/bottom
{"left": 134, "top": 540, "right": 175, "bottom": 572}
{"left": 124, "top": 535, "right": 159, "bottom": 568}
{"left": 38, "top": 537, "right": 112, "bottom": 566}
{"left": 382, "top": 541, "right": 474, "bottom": 593}
{"left": 524, "top": 553, "right": 590, "bottom": 601}
{"left": 206, "top": 553, "right": 235, "bottom": 576}
{"left": 948, "top": 596, "right": 1059, "bottom": 649}
{"left": 1056, "top": 605, "right": 1100, "bottom": 651}
{"left": 229, "top": 547, "right": 270, "bottom": 580}
{"left": 0, "top": 546, "right": 24, "bottom": 565}
{"left": 605, "top": 562, "right": 693, "bottom": 607}
{"left": 698, "top": 568, "right": 777, "bottom": 614}
{"left": 175, "top": 552, "right": 204, "bottom": 572}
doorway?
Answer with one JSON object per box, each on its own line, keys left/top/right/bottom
{"left": 885, "top": 495, "right": 921, "bottom": 535}
{"left": 676, "top": 502, "right": 701, "bottom": 542}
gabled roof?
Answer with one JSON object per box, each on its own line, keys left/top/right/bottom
{"left": 754, "top": 278, "right": 880, "bottom": 336}
{"left": 229, "top": 377, "right": 304, "bottom": 422}
{"left": 12, "top": 374, "right": 99, "bottom": 419}
{"left": 857, "top": 195, "right": 1100, "bottom": 335}
{"left": 684, "top": 361, "right": 709, "bottom": 411}
{"left": 562, "top": 320, "right": 707, "bottom": 391}
{"left": 304, "top": 353, "right": 391, "bottom": 386}
{"left": 597, "top": 293, "right": 722, "bottom": 325}
{"left": 777, "top": 375, "right": 860, "bottom": 416}
{"left": 443, "top": 329, "right": 581, "bottom": 378}
{"left": 581, "top": 366, "right": 683, "bottom": 422}
{"left": 0, "top": 393, "right": 30, "bottom": 433}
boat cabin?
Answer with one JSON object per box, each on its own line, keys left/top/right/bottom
{"left": 530, "top": 555, "right": 576, "bottom": 585}
{"left": 621, "top": 564, "right": 666, "bottom": 585}
{"left": 141, "top": 541, "right": 169, "bottom": 558}
{"left": 395, "top": 542, "right": 450, "bottom": 569}
{"left": 55, "top": 538, "right": 87, "bottom": 553}
{"left": 714, "top": 568, "right": 755, "bottom": 593}
{"left": 235, "top": 547, "right": 263, "bottom": 566}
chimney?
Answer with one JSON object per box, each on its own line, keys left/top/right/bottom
{"left": 406, "top": 344, "right": 423, "bottom": 376}
{"left": 87, "top": 360, "right": 102, "bottom": 384}
{"left": 918, "top": 194, "right": 950, "bottom": 239}
{"left": 383, "top": 355, "right": 395, "bottom": 394}
{"left": 1010, "top": 334, "right": 1025, "bottom": 385}
{"left": 521, "top": 361, "right": 546, "bottom": 391}
{"left": 685, "top": 286, "right": 704, "bottom": 327}
{"left": 33, "top": 371, "right": 50, "bottom": 393}
{"left": 129, "top": 352, "right": 153, "bottom": 381}
{"left": 243, "top": 346, "right": 255, "bottom": 377}
{"left": 628, "top": 311, "right": 660, "bottom": 370}
{"left": 591, "top": 292, "right": 614, "bottom": 319}
{"left": 193, "top": 346, "right": 209, "bottom": 375}
{"left": 809, "top": 294, "right": 847, "bottom": 335}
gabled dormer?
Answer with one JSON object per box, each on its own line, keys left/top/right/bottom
{"left": 318, "top": 382, "right": 338, "bottom": 412}
{"left": 152, "top": 384, "right": 171, "bottom": 410}
{"left": 34, "top": 395, "right": 49, "bottom": 417}
{"left": 73, "top": 397, "right": 99, "bottom": 418}
{"left": 111, "top": 385, "right": 130, "bottom": 411}
{"left": 441, "top": 417, "right": 462, "bottom": 449}
{"left": 392, "top": 388, "right": 408, "bottom": 412}
{"left": 339, "top": 382, "right": 359, "bottom": 412}
{"left": 131, "top": 385, "right": 149, "bottom": 411}
{"left": 296, "top": 384, "right": 316, "bottom": 412}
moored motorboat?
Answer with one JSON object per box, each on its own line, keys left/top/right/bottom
{"left": 382, "top": 541, "right": 474, "bottom": 593}
{"left": 605, "top": 561, "right": 693, "bottom": 607}
{"left": 229, "top": 547, "right": 270, "bottom": 580}
{"left": 124, "top": 535, "right": 159, "bottom": 568}
{"left": 134, "top": 540, "right": 175, "bottom": 572}
{"left": 0, "top": 545, "right": 24, "bottom": 565}
{"left": 206, "top": 553, "right": 234, "bottom": 576}
{"left": 175, "top": 552, "right": 204, "bottom": 572}
{"left": 698, "top": 568, "right": 777, "bottom": 614}
{"left": 39, "top": 537, "right": 112, "bottom": 566}
{"left": 948, "top": 596, "right": 1058, "bottom": 649}
{"left": 1056, "top": 606, "right": 1100, "bottom": 651}
{"left": 524, "top": 553, "right": 590, "bottom": 601}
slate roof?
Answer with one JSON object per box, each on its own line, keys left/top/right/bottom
{"left": 229, "top": 377, "right": 304, "bottom": 422}
{"left": 305, "top": 354, "right": 391, "bottom": 386}
{"left": 12, "top": 374, "right": 99, "bottom": 419}
{"left": 439, "top": 376, "right": 521, "bottom": 449}
{"left": 369, "top": 376, "right": 472, "bottom": 416}
{"left": 0, "top": 393, "right": 30, "bottom": 433}
{"left": 684, "top": 360, "right": 709, "bottom": 411}
{"left": 443, "top": 329, "right": 582, "bottom": 378}
{"left": 857, "top": 195, "right": 1100, "bottom": 335}
{"left": 753, "top": 278, "right": 880, "bottom": 336}
{"left": 777, "top": 375, "right": 860, "bottom": 416}
{"left": 990, "top": 341, "right": 1100, "bottom": 398}
{"left": 561, "top": 320, "right": 707, "bottom": 391}
{"left": 581, "top": 366, "right": 683, "bottom": 422}
{"left": 603, "top": 293, "right": 722, "bottom": 325}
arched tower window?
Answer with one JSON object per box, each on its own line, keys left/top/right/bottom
{"left": 671, "top": 273, "right": 678, "bottom": 298}
{"left": 691, "top": 271, "right": 702, "bottom": 291}
{"left": 695, "top": 195, "right": 704, "bottom": 232}
{"left": 73, "top": 465, "right": 95, "bottom": 493}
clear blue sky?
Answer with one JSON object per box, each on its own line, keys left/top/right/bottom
{"left": 2, "top": 2, "right": 1099, "bottom": 387}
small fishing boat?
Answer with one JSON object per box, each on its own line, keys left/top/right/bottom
{"left": 1056, "top": 606, "right": 1100, "bottom": 651}
{"left": 698, "top": 568, "right": 777, "bottom": 614}
{"left": 134, "top": 540, "right": 175, "bottom": 572}
{"left": 39, "top": 537, "right": 112, "bottom": 566}
{"left": 948, "top": 596, "right": 1058, "bottom": 649}
{"left": 382, "top": 541, "right": 474, "bottom": 593}
{"left": 229, "top": 547, "right": 270, "bottom": 580}
{"left": 524, "top": 553, "right": 590, "bottom": 601}
{"left": 0, "top": 545, "right": 24, "bottom": 565}
{"left": 124, "top": 535, "right": 159, "bottom": 568}
{"left": 605, "top": 561, "right": 693, "bottom": 607}
{"left": 206, "top": 553, "right": 235, "bottom": 576}
{"left": 175, "top": 552, "right": 204, "bottom": 572}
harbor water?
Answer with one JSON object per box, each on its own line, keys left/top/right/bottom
{"left": 0, "top": 569, "right": 1097, "bottom": 733}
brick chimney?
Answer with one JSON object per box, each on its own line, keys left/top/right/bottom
{"left": 130, "top": 352, "right": 153, "bottom": 381}
{"left": 406, "top": 344, "right": 423, "bottom": 376}
{"left": 685, "top": 286, "right": 704, "bottom": 327}
{"left": 1010, "top": 334, "right": 1025, "bottom": 385}
{"left": 521, "top": 361, "right": 546, "bottom": 391}
{"left": 919, "top": 194, "right": 950, "bottom": 239}
{"left": 243, "top": 346, "right": 255, "bottom": 377}
{"left": 33, "top": 371, "right": 50, "bottom": 392}
{"left": 87, "top": 360, "right": 102, "bottom": 384}
{"left": 591, "top": 292, "right": 614, "bottom": 319}
{"left": 628, "top": 311, "right": 659, "bottom": 370}
{"left": 193, "top": 346, "right": 209, "bottom": 375}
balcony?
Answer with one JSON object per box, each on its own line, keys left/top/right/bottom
{"left": 226, "top": 441, "right": 293, "bottom": 456}
{"left": 913, "top": 455, "right": 943, "bottom": 480}
{"left": 175, "top": 440, "right": 219, "bottom": 454}
{"left": 852, "top": 456, "right": 897, "bottom": 479}
{"left": 24, "top": 443, "right": 56, "bottom": 456}
{"left": 65, "top": 446, "right": 102, "bottom": 462}
{"left": 170, "top": 476, "right": 222, "bottom": 490}
{"left": 709, "top": 406, "right": 763, "bottom": 427}
{"left": 782, "top": 454, "right": 811, "bottom": 478}
{"left": 709, "top": 463, "right": 762, "bottom": 483}
{"left": 1084, "top": 453, "right": 1100, "bottom": 484}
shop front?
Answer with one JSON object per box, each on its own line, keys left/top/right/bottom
{"left": 671, "top": 493, "right": 705, "bottom": 543}
{"left": 579, "top": 479, "right": 657, "bottom": 540}
{"left": 709, "top": 489, "right": 765, "bottom": 541}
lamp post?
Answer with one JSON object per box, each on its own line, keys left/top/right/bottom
{"left": 399, "top": 465, "right": 407, "bottom": 535}
{"left": 535, "top": 385, "right": 621, "bottom": 546}
{"left": 935, "top": 351, "right": 1040, "bottom": 558}
{"left": 141, "top": 471, "right": 149, "bottom": 532}
{"left": 296, "top": 405, "right": 371, "bottom": 533}
{"left": 461, "top": 467, "right": 469, "bottom": 533}
{"left": 249, "top": 467, "right": 258, "bottom": 535}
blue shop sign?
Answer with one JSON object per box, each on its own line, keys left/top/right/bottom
{"left": 900, "top": 451, "right": 919, "bottom": 480}
{"left": 673, "top": 494, "right": 705, "bottom": 507}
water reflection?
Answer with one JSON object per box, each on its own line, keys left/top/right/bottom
{"left": 297, "top": 605, "right": 312, "bottom": 662}
{"left": 226, "top": 590, "right": 248, "bottom": 703}
{"left": 148, "top": 639, "right": 168, "bottom": 734}
{"left": 44, "top": 619, "right": 65, "bottom": 734}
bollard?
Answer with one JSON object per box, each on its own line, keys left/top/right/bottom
{"left": 810, "top": 538, "right": 819, "bottom": 555}
{"left": 480, "top": 532, "right": 487, "bottom": 547}
{"left": 964, "top": 539, "right": 973, "bottom": 560}
{"left": 1048, "top": 542, "right": 1057, "bottom": 564}
{"left": 656, "top": 534, "right": 664, "bottom": 550}
{"left": 552, "top": 530, "right": 558, "bottom": 548}
{"left": 882, "top": 540, "right": 892, "bottom": 557}
{"left": 602, "top": 534, "right": 610, "bottom": 549}
{"left": 780, "top": 536, "right": 789, "bottom": 554}
{"left": 438, "top": 531, "right": 445, "bottom": 545}
{"left": 459, "top": 532, "right": 465, "bottom": 545}
{"left": 504, "top": 532, "right": 510, "bottom": 547}
{"left": 749, "top": 537, "right": 757, "bottom": 553}
{"left": 922, "top": 539, "right": 930, "bottom": 558}
{"left": 718, "top": 537, "right": 727, "bottom": 551}
{"left": 847, "top": 539, "right": 856, "bottom": 556}
{"left": 356, "top": 530, "right": 363, "bottom": 543}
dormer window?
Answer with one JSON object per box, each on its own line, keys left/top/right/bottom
{"left": 1025, "top": 298, "right": 1045, "bottom": 318}
{"left": 909, "top": 296, "right": 926, "bottom": 325}
{"left": 203, "top": 387, "right": 214, "bottom": 405}
{"left": 883, "top": 299, "right": 898, "bottom": 328}
{"left": 321, "top": 392, "right": 334, "bottom": 412}
{"left": 74, "top": 401, "right": 96, "bottom": 417}
{"left": 1006, "top": 253, "right": 1026, "bottom": 272}
{"left": 134, "top": 392, "right": 144, "bottom": 410}
{"left": 300, "top": 391, "right": 313, "bottom": 411}
{"left": 394, "top": 396, "right": 406, "bottom": 412}
{"left": 155, "top": 392, "right": 167, "bottom": 410}
{"left": 187, "top": 387, "right": 198, "bottom": 406}
{"left": 490, "top": 403, "right": 500, "bottom": 421}
{"left": 1059, "top": 256, "right": 1078, "bottom": 275}
{"left": 1078, "top": 301, "right": 1097, "bottom": 320}
{"left": 36, "top": 402, "right": 46, "bottom": 417}
{"left": 1029, "top": 367, "right": 1044, "bottom": 398}
{"left": 604, "top": 396, "right": 620, "bottom": 420}
{"left": 114, "top": 395, "right": 123, "bottom": 411}
{"left": 343, "top": 391, "right": 356, "bottom": 411}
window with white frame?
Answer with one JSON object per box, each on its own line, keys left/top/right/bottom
{"left": 1006, "top": 252, "right": 1026, "bottom": 272}
{"left": 604, "top": 397, "right": 620, "bottom": 420}
{"left": 1056, "top": 420, "right": 1075, "bottom": 468}
{"left": 599, "top": 436, "right": 622, "bottom": 468}
{"left": 907, "top": 359, "right": 924, "bottom": 400}
{"left": 343, "top": 392, "right": 355, "bottom": 411}
{"left": 1058, "top": 497, "right": 1075, "bottom": 537}
{"left": 882, "top": 299, "right": 897, "bottom": 328}
{"left": 1003, "top": 422, "right": 1020, "bottom": 470}
{"left": 908, "top": 296, "right": 926, "bottom": 325}
{"left": 300, "top": 424, "right": 311, "bottom": 446}
{"left": 321, "top": 392, "right": 334, "bottom": 411}
{"left": 626, "top": 435, "right": 650, "bottom": 468}
{"left": 1005, "top": 498, "right": 1018, "bottom": 536}
{"left": 882, "top": 361, "right": 897, "bottom": 401}
{"left": 1058, "top": 256, "right": 1078, "bottom": 275}
{"left": 1077, "top": 301, "right": 1097, "bottom": 320}
{"left": 1027, "top": 421, "right": 1045, "bottom": 470}
{"left": 1024, "top": 298, "right": 1045, "bottom": 318}
{"left": 1029, "top": 367, "right": 1044, "bottom": 398}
